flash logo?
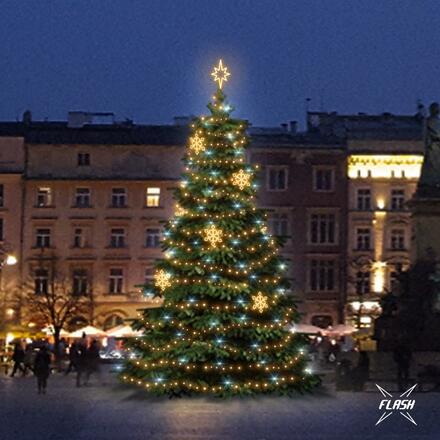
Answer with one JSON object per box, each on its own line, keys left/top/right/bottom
{"left": 375, "top": 384, "right": 417, "bottom": 426}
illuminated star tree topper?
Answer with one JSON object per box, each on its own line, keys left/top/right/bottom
{"left": 211, "top": 59, "right": 230, "bottom": 89}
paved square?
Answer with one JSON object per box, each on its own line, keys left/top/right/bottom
{"left": 0, "top": 372, "right": 438, "bottom": 440}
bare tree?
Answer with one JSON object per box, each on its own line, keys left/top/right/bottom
{"left": 22, "top": 254, "right": 93, "bottom": 362}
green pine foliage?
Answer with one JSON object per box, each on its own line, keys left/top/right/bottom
{"left": 121, "top": 88, "right": 320, "bottom": 396}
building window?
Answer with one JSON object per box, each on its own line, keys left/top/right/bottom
{"left": 144, "top": 267, "right": 154, "bottom": 285}
{"left": 75, "top": 188, "right": 91, "bottom": 207}
{"left": 309, "top": 213, "right": 336, "bottom": 244}
{"left": 391, "top": 189, "right": 405, "bottom": 211}
{"left": 103, "top": 314, "right": 124, "bottom": 331}
{"left": 267, "top": 167, "right": 288, "bottom": 191}
{"left": 313, "top": 167, "right": 334, "bottom": 191}
{"left": 77, "top": 153, "right": 90, "bottom": 166}
{"left": 72, "top": 269, "right": 88, "bottom": 296}
{"left": 36, "top": 228, "right": 51, "bottom": 248}
{"left": 37, "top": 187, "right": 53, "bottom": 207}
{"left": 109, "top": 268, "right": 124, "bottom": 294}
{"left": 268, "top": 213, "right": 289, "bottom": 236}
{"left": 110, "top": 228, "right": 126, "bottom": 248}
{"left": 391, "top": 229, "right": 405, "bottom": 250}
{"left": 311, "top": 315, "right": 333, "bottom": 329}
{"left": 145, "top": 228, "right": 161, "bottom": 248}
{"left": 34, "top": 269, "right": 49, "bottom": 295}
{"left": 0, "top": 184, "right": 4, "bottom": 207}
{"left": 0, "top": 218, "right": 3, "bottom": 241}
{"left": 389, "top": 263, "right": 403, "bottom": 292}
{"left": 73, "top": 228, "right": 86, "bottom": 248}
{"left": 355, "top": 271, "right": 370, "bottom": 295}
{"left": 146, "top": 187, "right": 161, "bottom": 207}
{"left": 310, "top": 260, "right": 336, "bottom": 292}
{"left": 356, "top": 188, "right": 371, "bottom": 210}
{"left": 111, "top": 188, "right": 127, "bottom": 208}
{"left": 355, "top": 228, "right": 371, "bottom": 250}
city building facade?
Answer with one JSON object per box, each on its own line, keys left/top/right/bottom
{"left": 0, "top": 109, "right": 425, "bottom": 333}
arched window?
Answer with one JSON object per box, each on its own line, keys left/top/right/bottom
{"left": 67, "top": 316, "right": 88, "bottom": 331}
{"left": 311, "top": 315, "right": 333, "bottom": 329}
{"left": 103, "top": 314, "right": 124, "bottom": 331}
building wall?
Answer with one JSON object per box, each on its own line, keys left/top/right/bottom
{"left": 345, "top": 142, "right": 424, "bottom": 328}
{"left": 20, "top": 142, "right": 184, "bottom": 330}
{"left": 0, "top": 136, "right": 25, "bottom": 326}
{"left": 250, "top": 146, "right": 347, "bottom": 327}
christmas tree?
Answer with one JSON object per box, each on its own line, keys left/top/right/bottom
{"left": 122, "top": 60, "right": 320, "bottom": 396}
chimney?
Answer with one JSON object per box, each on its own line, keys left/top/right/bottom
{"left": 289, "top": 120, "right": 298, "bottom": 133}
{"left": 22, "top": 110, "right": 32, "bottom": 125}
{"left": 280, "top": 123, "right": 288, "bottom": 132}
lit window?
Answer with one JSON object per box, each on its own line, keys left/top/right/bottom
{"left": 146, "top": 187, "right": 160, "bottom": 207}
{"left": 75, "top": 188, "right": 91, "bottom": 207}
{"left": 37, "top": 187, "right": 53, "bottom": 207}
{"left": 145, "top": 228, "right": 161, "bottom": 248}
{"left": 109, "top": 268, "right": 124, "bottom": 294}
{"left": 77, "top": 153, "right": 90, "bottom": 166}
{"left": 391, "top": 229, "right": 405, "bottom": 250}
{"left": 110, "top": 228, "right": 126, "bottom": 248}
{"left": 391, "top": 189, "right": 405, "bottom": 211}
{"left": 309, "top": 213, "right": 336, "bottom": 244}
{"left": 36, "top": 228, "right": 51, "bottom": 248}
{"left": 34, "top": 269, "right": 49, "bottom": 294}
{"left": 268, "top": 213, "right": 289, "bottom": 236}
{"left": 309, "top": 260, "right": 336, "bottom": 292}
{"left": 267, "top": 167, "right": 288, "bottom": 191}
{"left": 356, "top": 228, "right": 371, "bottom": 250}
{"left": 313, "top": 168, "right": 334, "bottom": 191}
{"left": 356, "top": 188, "right": 371, "bottom": 210}
{"left": 111, "top": 188, "right": 127, "bottom": 208}
{"left": 72, "top": 269, "right": 88, "bottom": 296}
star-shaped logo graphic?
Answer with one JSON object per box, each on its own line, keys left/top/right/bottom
{"left": 211, "top": 59, "right": 230, "bottom": 89}
{"left": 375, "top": 384, "right": 417, "bottom": 426}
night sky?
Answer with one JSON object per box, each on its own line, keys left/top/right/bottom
{"left": 1, "top": 1, "right": 439, "bottom": 127}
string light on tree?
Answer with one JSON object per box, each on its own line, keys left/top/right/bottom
{"left": 121, "top": 59, "right": 319, "bottom": 397}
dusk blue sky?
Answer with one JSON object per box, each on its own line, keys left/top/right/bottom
{"left": 1, "top": 1, "right": 439, "bottom": 127}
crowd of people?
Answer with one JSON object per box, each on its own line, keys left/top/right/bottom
{"left": 3, "top": 334, "right": 102, "bottom": 394}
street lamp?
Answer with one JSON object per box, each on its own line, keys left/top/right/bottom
{"left": 5, "top": 255, "right": 17, "bottom": 266}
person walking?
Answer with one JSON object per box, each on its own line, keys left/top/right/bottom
{"left": 84, "top": 339, "right": 101, "bottom": 385}
{"left": 393, "top": 340, "right": 412, "bottom": 391}
{"left": 76, "top": 340, "right": 88, "bottom": 387}
{"left": 34, "top": 345, "right": 51, "bottom": 394}
{"left": 23, "top": 344, "right": 34, "bottom": 376}
{"left": 65, "top": 341, "right": 80, "bottom": 375}
{"left": 10, "top": 341, "right": 25, "bottom": 377}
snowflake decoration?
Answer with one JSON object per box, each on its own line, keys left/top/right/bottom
{"left": 189, "top": 134, "right": 205, "bottom": 154}
{"left": 231, "top": 169, "right": 252, "bottom": 190}
{"left": 202, "top": 224, "right": 223, "bottom": 248}
{"left": 155, "top": 269, "right": 172, "bottom": 292}
{"left": 251, "top": 292, "right": 269, "bottom": 313}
